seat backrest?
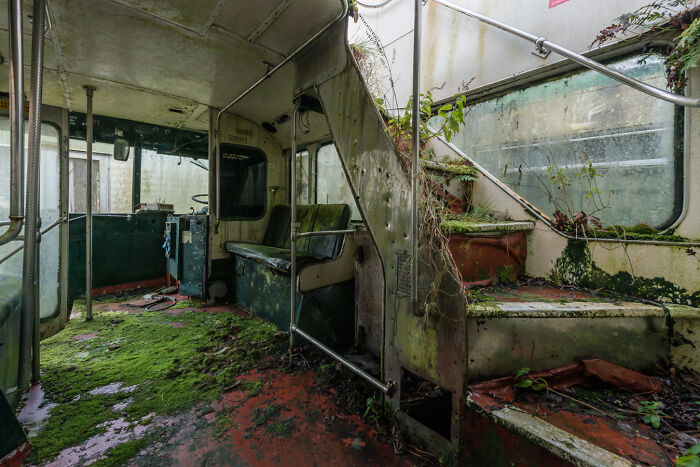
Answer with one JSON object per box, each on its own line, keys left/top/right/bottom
{"left": 306, "top": 204, "right": 351, "bottom": 259}
{"left": 262, "top": 205, "right": 290, "bottom": 248}
{"left": 262, "top": 204, "right": 351, "bottom": 259}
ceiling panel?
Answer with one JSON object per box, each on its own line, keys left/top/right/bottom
{"left": 214, "top": 0, "right": 284, "bottom": 40}
{"left": 256, "top": 0, "right": 342, "bottom": 55}
{"left": 65, "top": 72, "right": 208, "bottom": 130}
{"left": 109, "top": 0, "right": 224, "bottom": 34}
{"left": 0, "top": 0, "right": 344, "bottom": 136}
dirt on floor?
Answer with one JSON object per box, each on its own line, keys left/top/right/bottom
{"left": 13, "top": 297, "right": 425, "bottom": 467}
{"left": 511, "top": 365, "right": 700, "bottom": 465}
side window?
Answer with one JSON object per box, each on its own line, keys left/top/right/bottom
{"left": 219, "top": 143, "right": 267, "bottom": 219}
{"left": 316, "top": 143, "right": 361, "bottom": 221}
{"left": 440, "top": 53, "right": 681, "bottom": 229}
{"left": 295, "top": 149, "right": 311, "bottom": 204}
{"left": 0, "top": 119, "right": 61, "bottom": 319}
{"left": 139, "top": 151, "right": 208, "bottom": 214}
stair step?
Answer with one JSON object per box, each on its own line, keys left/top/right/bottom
{"left": 465, "top": 285, "right": 700, "bottom": 382}
{"left": 463, "top": 359, "right": 691, "bottom": 466}
{"left": 442, "top": 220, "right": 535, "bottom": 234}
{"left": 420, "top": 159, "right": 476, "bottom": 176}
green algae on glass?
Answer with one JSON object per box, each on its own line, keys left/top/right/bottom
{"left": 29, "top": 302, "right": 283, "bottom": 464}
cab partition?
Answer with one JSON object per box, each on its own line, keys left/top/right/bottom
{"left": 226, "top": 203, "right": 355, "bottom": 350}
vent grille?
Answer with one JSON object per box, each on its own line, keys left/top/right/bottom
{"left": 396, "top": 251, "right": 411, "bottom": 297}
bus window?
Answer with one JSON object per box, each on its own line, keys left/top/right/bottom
{"left": 316, "top": 143, "right": 361, "bottom": 221}
{"left": 140, "top": 150, "right": 208, "bottom": 214}
{"left": 0, "top": 119, "right": 61, "bottom": 319}
{"left": 296, "top": 149, "right": 311, "bottom": 204}
{"left": 219, "top": 143, "right": 266, "bottom": 219}
{"left": 440, "top": 53, "right": 681, "bottom": 229}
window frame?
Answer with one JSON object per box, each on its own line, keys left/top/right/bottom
{"left": 432, "top": 45, "right": 686, "bottom": 230}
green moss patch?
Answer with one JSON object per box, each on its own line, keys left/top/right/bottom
{"left": 441, "top": 220, "right": 481, "bottom": 234}
{"left": 586, "top": 225, "right": 689, "bottom": 243}
{"left": 552, "top": 239, "right": 700, "bottom": 306}
{"left": 29, "top": 302, "right": 284, "bottom": 464}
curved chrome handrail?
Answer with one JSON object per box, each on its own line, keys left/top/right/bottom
{"left": 432, "top": 0, "right": 700, "bottom": 108}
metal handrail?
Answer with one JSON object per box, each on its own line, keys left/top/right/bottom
{"left": 214, "top": 0, "right": 349, "bottom": 225}
{"left": 432, "top": 0, "right": 700, "bottom": 108}
{"left": 292, "top": 325, "right": 394, "bottom": 394}
{"left": 295, "top": 229, "right": 356, "bottom": 238}
{"left": 0, "top": 217, "right": 62, "bottom": 265}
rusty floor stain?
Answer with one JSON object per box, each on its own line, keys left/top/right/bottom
{"left": 131, "top": 370, "right": 413, "bottom": 466}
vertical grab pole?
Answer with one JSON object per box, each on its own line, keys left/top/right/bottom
{"left": 21, "top": 0, "right": 46, "bottom": 386}
{"left": 0, "top": 0, "right": 25, "bottom": 247}
{"left": 84, "top": 86, "right": 95, "bottom": 321}
{"left": 411, "top": 0, "right": 422, "bottom": 314}
{"left": 289, "top": 100, "right": 299, "bottom": 348}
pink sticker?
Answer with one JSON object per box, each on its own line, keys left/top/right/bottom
{"left": 549, "top": 0, "right": 571, "bottom": 7}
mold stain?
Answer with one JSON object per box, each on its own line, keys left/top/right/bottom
{"left": 552, "top": 239, "right": 700, "bottom": 306}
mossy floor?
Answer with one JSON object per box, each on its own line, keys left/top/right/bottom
{"left": 21, "top": 300, "right": 284, "bottom": 466}
{"left": 18, "top": 300, "right": 410, "bottom": 467}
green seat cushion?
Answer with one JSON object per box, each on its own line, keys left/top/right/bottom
{"left": 0, "top": 275, "right": 21, "bottom": 326}
{"left": 224, "top": 242, "right": 324, "bottom": 272}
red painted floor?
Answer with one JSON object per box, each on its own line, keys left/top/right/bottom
{"left": 140, "top": 369, "right": 414, "bottom": 466}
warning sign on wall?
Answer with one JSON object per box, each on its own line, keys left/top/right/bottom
{"left": 549, "top": 0, "right": 571, "bottom": 7}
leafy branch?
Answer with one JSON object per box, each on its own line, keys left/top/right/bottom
{"left": 592, "top": 0, "right": 700, "bottom": 91}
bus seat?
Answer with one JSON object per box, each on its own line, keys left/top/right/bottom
{"left": 225, "top": 204, "right": 351, "bottom": 273}
{"left": 224, "top": 204, "right": 354, "bottom": 350}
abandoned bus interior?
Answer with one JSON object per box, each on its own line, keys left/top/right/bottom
{"left": 1, "top": 0, "right": 699, "bottom": 465}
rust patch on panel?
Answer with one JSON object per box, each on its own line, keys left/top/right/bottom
{"left": 447, "top": 232, "right": 527, "bottom": 287}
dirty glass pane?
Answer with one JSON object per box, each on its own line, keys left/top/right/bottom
{"left": 296, "top": 150, "right": 310, "bottom": 204}
{"left": 140, "top": 151, "right": 209, "bottom": 214}
{"left": 69, "top": 157, "right": 100, "bottom": 212}
{"left": 218, "top": 144, "right": 266, "bottom": 219}
{"left": 316, "top": 144, "right": 361, "bottom": 221}
{"left": 437, "top": 54, "right": 680, "bottom": 228}
{"left": 69, "top": 141, "right": 134, "bottom": 213}
{"left": 0, "top": 119, "right": 61, "bottom": 319}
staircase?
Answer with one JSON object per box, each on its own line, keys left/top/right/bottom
{"left": 309, "top": 32, "right": 699, "bottom": 460}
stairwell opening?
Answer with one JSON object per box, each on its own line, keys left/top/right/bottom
{"left": 400, "top": 368, "right": 452, "bottom": 440}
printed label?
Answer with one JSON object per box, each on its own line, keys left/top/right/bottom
{"left": 549, "top": 0, "right": 571, "bottom": 7}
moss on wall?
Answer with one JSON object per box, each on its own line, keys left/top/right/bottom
{"left": 551, "top": 240, "right": 700, "bottom": 306}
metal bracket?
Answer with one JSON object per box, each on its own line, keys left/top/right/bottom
{"left": 532, "top": 37, "right": 551, "bottom": 59}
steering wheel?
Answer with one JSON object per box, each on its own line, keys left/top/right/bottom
{"left": 191, "top": 194, "right": 209, "bottom": 205}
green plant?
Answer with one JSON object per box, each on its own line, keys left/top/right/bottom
{"left": 514, "top": 368, "right": 549, "bottom": 391}
{"left": 364, "top": 393, "right": 382, "bottom": 424}
{"left": 386, "top": 91, "right": 467, "bottom": 150}
{"left": 637, "top": 400, "right": 667, "bottom": 428}
{"left": 534, "top": 153, "right": 612, "bottom": 235}
{"left": 497, "top": 265, "right": 516, "bottom": 285}
{"left": 677, "top": 443, "right": 700, "bottom": 466}
{"left": 592, "top": 1, "right": 700, "bottom": 91}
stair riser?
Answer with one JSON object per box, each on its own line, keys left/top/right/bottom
{"left": 467, "top": 316, "right": 667, "bottom": 382}
{"left": 448, "top": 232, "right": 527, "bottom": 287}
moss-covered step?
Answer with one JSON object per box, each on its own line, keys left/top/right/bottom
{"left": 441, "top": 220, "right": 535, "bottom": 235}
{"left": 465, "top": 285, "right": 700, "bottom": 382}
{"left": 420, "top": 159, "right": 478, "bottom": 177}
